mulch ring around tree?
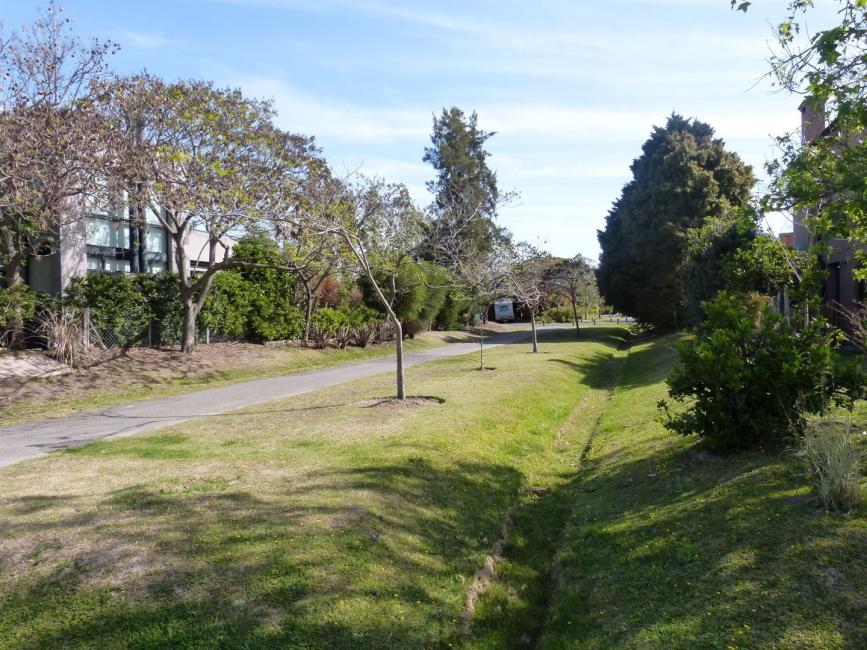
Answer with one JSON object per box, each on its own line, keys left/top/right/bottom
{"left": 358, "top": 396, "right": 445, "bottom": 410}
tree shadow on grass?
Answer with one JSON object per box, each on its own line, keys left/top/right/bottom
{"left": 0, "top": 459, "right": 526, "bottom": 649}
{"left": 547, "top": 333, "right": 679, "bottom": 390}
{"left": 471, "top": 438, "right": 866, "bottom": 649}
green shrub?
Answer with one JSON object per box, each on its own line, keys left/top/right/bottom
{"left": 136, "top": 273, "right": 183, "bottom": 344}
{"left": 199, "top": 272, "right": 251, "bottom": 339}
{"left": 360, "top": 259, "right": 450, "bottom": 328}
{"left": 659, "top": 292, "right": 863, "bottom": 450}
{"left": 0, "top": 283, "right": 38, "bottom": 324}
{"left": 544, "top": 305, "right": 574, "bottom": 323}
{"left": 65, "top": 274, "right": 152, "bottom": 347}
{"left": 434, "top": 290, "right": 474, "bottom": 330}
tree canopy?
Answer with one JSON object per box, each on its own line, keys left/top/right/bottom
{"left": 423, "top": 107, "right": 507, "bottom": 261}
{"left": 596, "top": 114, "right": 755, "bottom": 328}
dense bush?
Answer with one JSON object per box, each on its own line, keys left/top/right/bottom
{"left": 0, "top": 283, "right": 37, "bottom": 324}
{"left": 544, "top": 305, "right": 574, "bottom": 323}
{"left": 659, "top": 292, "right": 863, "bottom": 450}
{"left": 65, "top": 273, "right": 154, "bottom": 347}
{"left": 231, "top": 234, "right": 303, "bottom": 341}
{"left": 359, "top": 259, "right": 450, "bottom": 330}
{"left": 433, "top": 289, "right": 474, "bottom": 330}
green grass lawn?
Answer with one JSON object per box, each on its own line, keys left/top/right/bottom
{"left": 0, "top": 328, "right": 864, "bottom": 649}
{"left": 532, "top": 335, "right": 867, "bottom": 650}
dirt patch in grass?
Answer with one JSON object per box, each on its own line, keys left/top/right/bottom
{"left": 0, "top": 343, "right": 288, "bottom": 414}
{"left": 358, "top": 396, "right": 444, "bottom": 409}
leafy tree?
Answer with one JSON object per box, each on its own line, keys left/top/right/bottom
{"left": 596, "top": 114, "right": 755, "bottom": 329}
{"left": 0, "top": 3, "right": 117, "bottom": 347}
{"left": 545, "top": 254, "right": 596, "bottom": 334}
{"left": 98, "top": 77, "right": 317, "bottom": 352}
{"left": 423, "top": 107, "right": 507, "bottom": 260}
{"left": 682, "top": 207, "right": 760, "bottom": 325}
{"left": 736, "top": 2, "right": 867, "bottom": 281}
{"left": 723, "top": 234, "right": 806, "bottom": 297}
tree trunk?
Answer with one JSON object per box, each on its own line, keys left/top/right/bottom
{"left": 181, "top": 294, "right": 197, "bottom": 354}
{"left": 394, "top": 317, "right": 405, "bottom": 400}
{"left": 303, "top": 284, "right": 314, "bottom": 340}
{"left": 530, "top": 310, "right": 539, "bottom": 353}
{"left": 4, "top": 267, "right": 25, "bottom": 351}
{"left": 478, "top": 322, "right": 485, "bottom": 370}
{"left": 571, "top": 298, "right": 580, "bottom": 337}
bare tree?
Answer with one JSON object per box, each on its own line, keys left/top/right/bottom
{"left": 423, "top": 185, "right": 519, "bottom": 369}
{"left": 0, "top": 3, "right": 117, "bottom": 347}
{"left": 504, "top": 242, "right": 551, "bottom": 353}
{"left": 296, "top": 174, "right": 426, "bottom": 399}
{"left": 545, "top": 254, "right": 596, "bottom": 335}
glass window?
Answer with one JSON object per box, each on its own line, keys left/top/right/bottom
{"left": 150, "top": 261, "right": 167, "bottom": 274}
{"left": 145, "top": 226, "right": 167, "bottom": 254}
{"left": 86, "top": 256, "right": 104, "bottom": 272}
{"left": 105, "top": 259, "right": 131, "bottom": 273}
{"left": 86, "top": 217, "right": 128, "bottom": 248}
{"left": 145, "top": 206, "right": 163, "bottom": 226}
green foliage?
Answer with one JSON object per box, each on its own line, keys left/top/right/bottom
{"left": 359, "top": 259, "right": 450, "bottom": 326}
{"left": 199, "top": 272, "right": 251, "bottom": 339}
{"left": 311, "top": 305, "right": 380, "bottom": 335}
{"left": 434, "top": 289, "right": 475, "bottom": 330}
{"left": 683, "top": 208, "right": 759, "bottom": 325}
{"left": 597, "top": 114, "right": 756, "bottom": 328}
{"left": 737, "top": 2, "right": 867, "bottom": 278}
{"left": 422, "top": 106, "right": 506, "bottom": 260}
{"left": 0, "top": 283, "right": 38, "bottom": 325}
{"left": 66, "top": 234, "right": 305, "bottom": 346}
{"left": 232, "top": 233, "right": 302, "bottom": 342}
{"left": 660, "top": 292, "right": 863, "bottom": 450}
{"left": 543, "top": 305, "right": 574, "bottom": 323}
{"left": 65, "top": 274, "right": 154, "bottom": 347}
{"left": 723, "top": 234, "right": 804, "bottom": 295}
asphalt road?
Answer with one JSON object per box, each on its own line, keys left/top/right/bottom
{"left": 0, "top": 327, "right": 560, "bottom": 468}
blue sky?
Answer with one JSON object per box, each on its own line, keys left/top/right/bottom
{"left": 3, "top": 0, "right": 838, "bottom": 259}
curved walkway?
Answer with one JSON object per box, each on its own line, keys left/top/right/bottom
{"left": 0, "top": 327, "right": 561, "bottom": 468}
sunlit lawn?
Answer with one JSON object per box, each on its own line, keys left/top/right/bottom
{"left": 0, "top": 328, "right": 623, "bottom": 648}
{"left": 531, "top": 336, "right": 867, "bottom": 649}
{"left": 1, "top": 328, "right": 864, "bottom": 649}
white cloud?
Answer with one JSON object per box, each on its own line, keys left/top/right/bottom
{"left": 118, "top": 30, "right": 170, "bottom": 50}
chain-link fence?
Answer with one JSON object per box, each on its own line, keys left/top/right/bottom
{"left": 84, "top": 307, "right": 242, "bottom": 350}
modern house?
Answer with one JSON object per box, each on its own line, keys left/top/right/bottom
{"left": 21, "top": 199, "right": 234, "bottom": 296}
{"left": 793, "top": 101, "right": 864, "bottom": 329}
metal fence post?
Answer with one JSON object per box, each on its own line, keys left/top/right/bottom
{"left": 206, "top": 326, "right": 210, "bottom": 345}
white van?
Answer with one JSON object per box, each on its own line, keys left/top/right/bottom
{"left": 493, "top": 298, "right": 515, "bottom": 322}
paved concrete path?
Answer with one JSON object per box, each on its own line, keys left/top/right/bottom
{"left": 0, "top": 327, "right": 560, "bottom": 468}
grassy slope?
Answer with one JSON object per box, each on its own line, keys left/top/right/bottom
{"left": 1, "top": 329, "right": 864, "bottom": 649}
{"left": 536, "top": 335, "right": 867, "bottom": 649}
{"left": 0, "top": 331, "right": 472, "bottom": 425}
{"left": 0, "top": 328, "right": 624, "bottom": 649}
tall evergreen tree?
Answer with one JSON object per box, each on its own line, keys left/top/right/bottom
{"left": 423, "top": 107, "right": 505, "bottom": 260}
{"left": 596, "top": 114, "right": 755, "bottom": 328}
